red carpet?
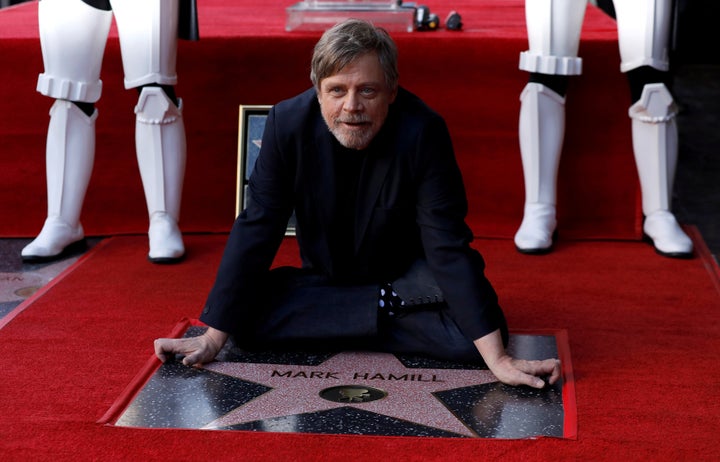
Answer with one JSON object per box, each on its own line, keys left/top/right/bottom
{"left": 0, "top": 0, "right": 640, "bottom": 241}
{"left": 3, "top": 1, "right": 712, "bottom": 458}
{"left": 1, "top": 232, "right": 719, "bottom": 460}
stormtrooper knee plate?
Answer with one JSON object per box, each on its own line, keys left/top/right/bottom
{"left": 135, "top": 86, "right": 186, "bottom": 263}
{"left": 22, "top": 101, "right": 96, "bottom": 262}
{"left": 629, "top": 83, "right": 693, "bottom": 258}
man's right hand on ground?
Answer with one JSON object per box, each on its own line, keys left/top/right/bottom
{"left": 154, "top": 327, "right": 229, "bottom": 367}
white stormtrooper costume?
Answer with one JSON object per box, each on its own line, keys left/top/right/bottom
{"left": 23, "top": 0, "right": 187, "bottom": 263}
{"left": 515, "top": 0, "right": 693, "bottom": 258}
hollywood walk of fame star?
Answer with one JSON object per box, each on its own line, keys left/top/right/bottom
{"left": 202, "top": 351, "right": 498, "bottom": 437}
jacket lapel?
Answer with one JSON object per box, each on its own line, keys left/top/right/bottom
{"left": 308, "top": 120, "right": 337, "bottom": 267}
{"left": 354, "top": 142, "right": 393, "bottom": 252}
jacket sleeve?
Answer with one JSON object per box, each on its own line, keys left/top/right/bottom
{"left": 413, "top": 113, "right": 506, "bottom": 341}
{"left": 200, "top": 105, "right": 295, "bottom": 333}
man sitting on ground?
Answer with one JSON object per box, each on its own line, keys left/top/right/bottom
{"left": 154, "top": 19, "right": 561, "bottom": 389}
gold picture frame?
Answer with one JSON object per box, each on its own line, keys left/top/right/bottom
{"left": 236, "top": 105, "right": 296, "bottom": 235}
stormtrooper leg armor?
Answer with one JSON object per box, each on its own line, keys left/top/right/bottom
{"left": 24, "top": 0, "right": 187, "bottom": 263}
{"left": 615, "top": 0, "right": 692, "bottom": 257}
{"left": 134, "top": 86, "right": 186, "bottom": 263}
{"left": 114, "top": 0, "right": 186, "bottom": 262}
{"left": 21, "top": 101, "right": 97, "bottom": 262}
{"left": 515, "top": 0, "right": 586, "bottom": 252}
{"left": 629, "top": 84, "right": 692, "bottom": 258}
{"left": 22, "top": 0, "right": 112, "bottom": 262}
{"left": 514, "top": 83, "right": 565, "bottom": 253}
{"left": 516, "top": 0, "right": 691, "bottom": 257}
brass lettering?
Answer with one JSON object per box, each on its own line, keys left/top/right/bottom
{"left": 273, "top": 369, "right": 443, "bottom": 382}
{"left": 271, "top": 370, "right": 340, "bottom": 379}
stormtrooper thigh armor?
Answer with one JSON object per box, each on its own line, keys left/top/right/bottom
{"left": 111, "top": 0, "right": 180, "bottom": 89}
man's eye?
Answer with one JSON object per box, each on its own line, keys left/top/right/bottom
{"left": 360, "top": 88, "right": 376, "bottom": 96}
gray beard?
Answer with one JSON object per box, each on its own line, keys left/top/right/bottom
{"left": 327, "top": 121, "right": 375, "bottom": 150}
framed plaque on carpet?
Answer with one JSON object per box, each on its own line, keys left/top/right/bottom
{"left": 236, "top": 105, "right": 296, "bottom": 235}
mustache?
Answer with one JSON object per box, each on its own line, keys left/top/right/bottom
{"left": 335, "top": 116, "right": 371, "bottom": 124}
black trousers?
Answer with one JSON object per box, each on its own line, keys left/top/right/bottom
{"left": 233, "top": 260, "right": 507, "bottom": 364}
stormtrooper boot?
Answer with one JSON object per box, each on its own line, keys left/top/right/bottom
{"left": 135, "top": 86, "right": 186, "bottom": 263}
{"left": 630, "top": 83, "right": 693, "bottom": 258}
{"left": 514, "top": 83, "right": 565, "bottom": 254}
{"left": 22, "top": 100, "right": 96, "bottom": 262}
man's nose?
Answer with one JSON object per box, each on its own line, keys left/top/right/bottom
{"left": 344, "top": 91, "right": 363, "bottom": 111}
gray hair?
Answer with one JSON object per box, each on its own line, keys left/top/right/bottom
{"left": 310, "top": 19, "right": 399, "bottom": 91}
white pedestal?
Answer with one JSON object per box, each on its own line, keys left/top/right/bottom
{"left": 286, "top": 1, "right": 416, "bottom": 32}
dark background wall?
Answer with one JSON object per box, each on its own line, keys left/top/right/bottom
{"left": 595, "top": 0, "right": 719, "bottom": 65}
{"left": 0, "top": 0, "right": 29, "bottom": 7}
{"left": 673, "top": 0, "right": 720, "bottom": 64}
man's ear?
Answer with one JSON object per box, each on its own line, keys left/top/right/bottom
{"left": 389, "top": 86, "right": 398, "bottom": 104}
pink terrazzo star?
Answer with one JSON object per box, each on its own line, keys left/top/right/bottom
{"left": 202, "top": 351, "right": 497, "bottom": 436}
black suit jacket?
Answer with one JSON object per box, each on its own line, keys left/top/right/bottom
{"left": 201, "top": 87, "right": 503, "bottom": 342}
